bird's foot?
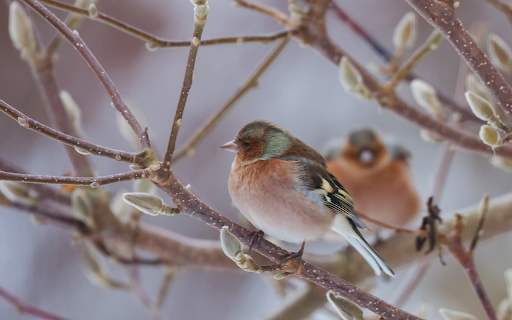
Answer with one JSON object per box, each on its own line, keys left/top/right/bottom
{"left": 263, "top": 241, "right": 306, "bottom": 279}
{"left": 279, "top": 241, "right": 305, "bottom": 262}
{"left": 248, "top": 230, "right": 265, "bottom": 254}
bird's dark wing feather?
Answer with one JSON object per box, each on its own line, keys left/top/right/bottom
{"left": 279, "top": 156, "right": 368, "bottom": 230}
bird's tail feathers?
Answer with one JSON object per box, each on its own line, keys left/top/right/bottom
{"left": 331, "top": 215, "right": 395, "bottom": 277}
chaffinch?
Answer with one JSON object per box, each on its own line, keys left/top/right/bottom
{"left": 221, "top": 120, "right": 394, "bottom": 277}
{"left": 325, "top": 129, "right": 421, "bottom": 229}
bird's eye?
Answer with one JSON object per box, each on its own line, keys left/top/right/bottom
{"left": 243, "top": 141, "right": 251, "bottom": 148}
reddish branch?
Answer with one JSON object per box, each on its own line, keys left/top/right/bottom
{"left": 329, "top": 2, "right": 478, "bottom": 122}
{"left": 40, "top": 0, "right": 290, "bottom": 48}
{"left": 0, "top": 99, "right": 136, "bottom": 163}
{"left": 21, "top": 0, "right": 151, "bottom": 150}
{"left": 0, "top": 169, "right": 150, "bottom": 188}
{"left": 445, "top": 214, "right": 497, "bottom": 320}
{"left": 163, "top": 5, "right": 207, "bottom": 168}
{"left": 406, "top": 0, "right": 512, "bottom": 122}
{"left": 248, "top": 0, "right": 512, "bottom": 160}
{"left": 0, "top": 285, "right": 70, "bottom": 320}
{"left": 152, "top": 173, "right": 422, "bottom": 320}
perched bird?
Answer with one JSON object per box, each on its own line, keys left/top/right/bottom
{"left": 325, "top": 129, "right": 421, "bottom": 229}
{"left": 220, "top": 120, "right": 394, "bottom": 276}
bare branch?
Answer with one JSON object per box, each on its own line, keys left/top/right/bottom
{"left": 356, "top": 211, "right": 428, "bottom": 237}
{"left": 234, "top": 0, "right": 290, "bottom": 25}
{"left": 0, "top": 169, "right": 151, "bottom": 188}
{"left": 152, "top": 172, "right": 422, "bottom": 320}
{"left": 21, "top": 0, "right": 151, "bottom": 149}
{"left": 162, "top": 2, "right": 208, "bottom": 168}
{"left": 0, "top": 99, "right": 137, "bottom": 163}
{"left": 0, "top": 285, "right": 70, "bottom": 320}
{"left": 445, "top": 214, "right": 497, "bottom": 320}
{"left": 235, "top": 0, "right": 512, "bottom": 159}
{"left": 126, "top": 267, "right": 164, "bottom": 320}
{"left": 406, "top": 0, "right": 512, "bottom": 121}
{"left": 0, "top": 157, "right": 70, "bottom": 205}
{"left": 329, "top": 1, "right": 479, "bottom": 122}
{"left": 40, "top": 0, "right": 290, "bottom": 49}
{"left": 173, "top": 36, "right": 291, "bottom": 163}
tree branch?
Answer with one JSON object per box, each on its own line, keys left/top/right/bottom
{"left": 0, "top": 169, "right": 150, "bottom": 188}
{"left": 162, "top": 2, "right": 208, "bottom": 168}
{"left": 39, "top": 0, "right": 290, "bottom": 49}
{"left": 0, "top": 99, "right": 137, "bottom": 163}
{"left": 21, "top": 0, "right": 151, "bottom": 150}
{"left": 0, "top": 285, "right": 70, "bottom": 320}
{"left": 406, "top": 0, "right": 512, "bottom": 122}
{"left": 173, "top": 36, "right": 291, "bottom": 163}
{"left": 329, "top": 1, "right": 478, "bottom": 122}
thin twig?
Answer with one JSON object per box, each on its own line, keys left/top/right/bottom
{"left": 237, "top": 0, "right": 512, "bottom": 159}
{"left": 173, "top": 36, "right": 291, "bottom": 163}
{"left": 0, "top": 99, "right": 136, "bottom": 163}
{"left": 356, "top": 211, "right": 428, "bottom": 237}
{"left": 0, "top": 285, "right": 70, "bottom": 320}
{"left": 39, "top": 0, "right": 290, "bottom": 48}
{"left": 329, "top": 1, "right": 478, "bottom": 122}
{"left": 0, "top": 158, "right": 70, "bottom": 205}
{"left": 155, "top": 268, "right": 177, "bottom": 309}
{"left": 384, "top": 31, "right": 443, "bottom": 90}
{"left": 406, "top": 0, "right": 512, "bottom": 122}
{"left": 0, "top": 169, "right": 151, "bottom": 188}
{"left": 21, "top": 0, "right": 151, "bottom": 150}
{"left": 446, "top": 214, "right": 497, "bottom": 320}
{"left": 162, "top": 4, "right": 208, "bottom": 169}
{"left": 234, "top": 0, "right": 290, "bottom": 25}
{"left": 153, "top": 172, "right": 423, "bottom": 320}
{"left": 126, "top": 267, "right": 164, "bottom": 320}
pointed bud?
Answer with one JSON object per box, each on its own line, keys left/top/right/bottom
{"left": 327, "top": 291, "right": 365, "bottom": 320}
{"left": 9, "top": 2, "right": 36, "bottom": 61}
{"left": 0, "top": 181, "right": 38, "bottom": 205}
{"left": 439, "top": 309, "right": 478, "bottom": 320}
{"left": 88, "top": 4, "right": 98, "bottom": 19}
{"left": 411, "top": 80, "right": 444, "bottom": 119}
{"left": 129, "top": 165, "right": 141, "bottom": 171}
{"left": 488, "top": 34, "right": 512, "bottom": 74}
{"left": 194, "top": 4, "right": 209, "bottom": 25}
{"left": 122, "top": 192, "right": 177, "bottom": 216}
{"left": 466, "top": 74, "right": 492, "bottom": 103}
{"left": 145, "top": 42, "right": 158, "bottom": 51}
{"left": 465, "top": 91, "right": 495, "bottom": 121}
{"left": 220, "top": 226, "right": 242, "bottom": 259}
{"left": 17, "top": 117, "right": 27, "bottom": 127}
{"left": 339, "top": 57, "right": 361, "bottom": 92}
{"left": 339, "top": 57, "right": 371, "bottom": 99}
{"left": 479, "top": 125, "right": 501, "bottom": 147}
{"left": 59, "top": 90, "right": 82, "bottom": 133}
{"left": 393, "top": 12, "right": 417, "bottom": 52}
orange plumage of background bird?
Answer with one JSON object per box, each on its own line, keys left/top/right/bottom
{"left": 324, "top": 128, "right": 422, "bottom": 229}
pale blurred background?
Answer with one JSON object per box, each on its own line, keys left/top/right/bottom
{"left": 0, "top": 0, "right": 512, "bottom": 319}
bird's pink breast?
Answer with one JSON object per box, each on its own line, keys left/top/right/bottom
{"left": 228, "top": 159, "right": 334, "bottom": 243}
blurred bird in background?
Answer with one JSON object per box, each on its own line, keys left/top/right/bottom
{"left": 324, "top": 128, "right": 422, "bottom": 230}
{"left": 221, "top": 120, "right": 394, "bottom": 276}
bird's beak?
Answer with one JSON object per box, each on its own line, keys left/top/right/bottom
{"left": 220, "top": 140, "right": 240, "bottom": 153}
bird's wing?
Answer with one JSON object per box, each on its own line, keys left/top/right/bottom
{"left": 279, "top": 156, "right": 368, "bottom": 230}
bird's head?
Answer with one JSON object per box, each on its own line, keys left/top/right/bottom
{"left": 341, "top": 128, "right": 388, "bottom": 168}
{"left": 220, "top": 120, "right": 294, "bottom": 164}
